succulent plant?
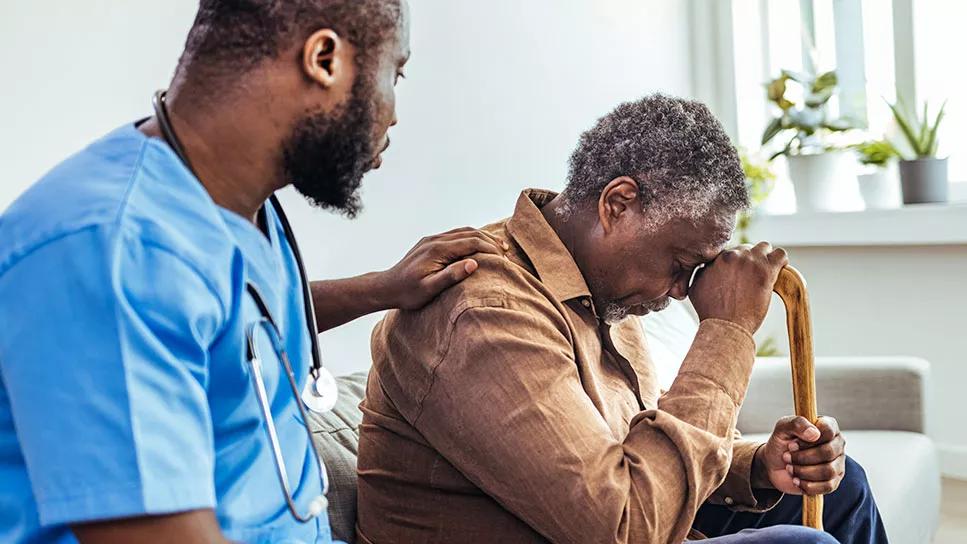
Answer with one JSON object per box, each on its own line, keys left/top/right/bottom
{"left": 887, "top": 98, "right": 946, "bottom": 159}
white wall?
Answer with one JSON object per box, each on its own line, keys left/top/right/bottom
{"left": 0, "top": 1, "right": 199, "bottom": 206}
{"left": 0, "top": 1, "right": 696, "bottom": 375}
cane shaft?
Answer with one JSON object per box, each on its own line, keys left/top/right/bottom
{"left": 773, "top": 266, "right": 823, "bottom": 530}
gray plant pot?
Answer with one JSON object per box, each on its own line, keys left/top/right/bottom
{"left": 899, "top": 157, "right": 949, "bottom": 204}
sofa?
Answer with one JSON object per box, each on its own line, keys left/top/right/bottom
{"left": 309, "top": 300, "right": 941, "bottom": 543}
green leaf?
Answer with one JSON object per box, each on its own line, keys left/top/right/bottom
{"left": 925, "top": 101, "right": 947, "bottom": 157}
{"left": 756, "top": 336, "right": 782, "bottom": 357}
{"left": 761, "top": 117, "right": 784, "bottom": 145}
{"left": 766, "top": 76, "right": 790, "bottom": 108}
{"left": 887, "top": 99, "right": 922, "bottom": 159}
{"left": 852, "top": 139, "right": 899, "bottom": 166}
{"left": 812, "top": 71, "right": 838, "bottom": 93}
{"left": 917, "top": 102, "right": 930, "bottom": 154}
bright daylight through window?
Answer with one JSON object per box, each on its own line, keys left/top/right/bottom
{"left": 729, "top": 0, "right": 964, "bottom": 214}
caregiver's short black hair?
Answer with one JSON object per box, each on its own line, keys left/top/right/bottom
{"left": 178, "top": 0, "right": 402, "bottom": 77}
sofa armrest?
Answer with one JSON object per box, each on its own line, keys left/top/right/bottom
{"left": 737, "top": 356, "right": 929, "bottom": 435}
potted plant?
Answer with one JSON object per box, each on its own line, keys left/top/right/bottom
{"left": 761, "top": 69, "right": 858, "bottom": 212}
{"left": 887, "top": 99, "right": 948, "bottom": 204}
{"left": 852, "top": 139, "right": 901, "bottom": 209}
{"left": 736, "top": 150, "right": 776, "bottom": 244}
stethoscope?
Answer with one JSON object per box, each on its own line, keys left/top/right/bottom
{"left": 152, "top": 90, "right": 337, "bottom": 522}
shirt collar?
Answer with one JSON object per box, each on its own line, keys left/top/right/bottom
{"left": 506, "top": 189, "right": 592, "bottom": 304}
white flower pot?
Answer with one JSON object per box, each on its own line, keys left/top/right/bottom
{"left": 786, "top": 151, "right": 859, "bottom": 213}
{"left": 857, "top": 166, "right": 901, "bottom": 210}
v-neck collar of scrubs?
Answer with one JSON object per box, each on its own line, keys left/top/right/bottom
{"left": 134, "top": 123, "right": 290, "bottom": 309}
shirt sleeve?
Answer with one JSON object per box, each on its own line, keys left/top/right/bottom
{"left": 409, "top": 302, "right": 757, "bottom": 544}
{"left": 0, "top": 226, "right": 225, "bottom": 526}
{"left": 706, "top": 436, "right": 783, "bottom": 512}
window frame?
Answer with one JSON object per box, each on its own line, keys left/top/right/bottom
{"left": 692, "top": 0, "right": 964, "bottom": 190}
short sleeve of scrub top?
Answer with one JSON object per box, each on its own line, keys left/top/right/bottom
{"left": 0, "top": 224, "right": 224, "bottom": 525}
{"left": 1, "top": 124, "right": 335, "bottom": 544}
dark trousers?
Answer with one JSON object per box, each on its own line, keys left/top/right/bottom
{"left": 694, "top": 456, "right": 888, "bottom": 543}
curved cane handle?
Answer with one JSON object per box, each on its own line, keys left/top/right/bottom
{"left": 772, "top": 266, "right": 824, "bottom": 530}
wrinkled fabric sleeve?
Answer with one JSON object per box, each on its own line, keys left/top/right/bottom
{"left": 706, "top": 437, "right": 783, "bottom": 512}
{"left": 410, "top": 300, "right": 756, "bottom": 544}
{"left": 0, "top": 226, "right": 223, "bottom": 526}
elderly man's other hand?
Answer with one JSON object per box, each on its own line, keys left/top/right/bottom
{"left": 753, "top": 415, "right": 847, "bottom": 496}
{"left": 689, "top": 241, "right": 788, "bottom": 334}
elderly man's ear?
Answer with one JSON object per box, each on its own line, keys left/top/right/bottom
{"left": 597, "top": 176, "right": 642, "bottom": 233}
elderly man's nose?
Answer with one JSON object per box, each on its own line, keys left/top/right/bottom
{"left": 669, "top": 276, "right": 689, "bottom": 300}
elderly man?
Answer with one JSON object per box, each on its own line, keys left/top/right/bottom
{"left": 356, "top": 95, "right": 887, "bottom": 543}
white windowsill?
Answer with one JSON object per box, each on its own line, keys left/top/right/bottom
{"left": 746, "top": 202, "right": 967, "bottom": 247}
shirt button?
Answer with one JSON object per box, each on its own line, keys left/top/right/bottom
{"left": 582, "top": 299, "right": 591, "bottom": 308}
{"left": 724, "top": 497, "right": 735, "bottom": 505}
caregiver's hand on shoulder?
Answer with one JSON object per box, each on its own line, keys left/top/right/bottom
{"left": 753, "top": 415, "right": 847, "bottom": 496}
{"left": 688, "top": 241, "right": 788, "bottom": 334}
{"left": 379, "top": 227, "right": 509, "bottom": 310}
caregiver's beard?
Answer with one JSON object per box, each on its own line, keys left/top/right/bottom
{"left": 282, "top": 76, "right": 379, "bottom": 219}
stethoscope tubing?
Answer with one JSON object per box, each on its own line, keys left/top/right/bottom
{"left": 152, "top": 90, "right": 332, "bottom": 522}
{"left": 151, "top": 90, "right": 325, "bottom": 380}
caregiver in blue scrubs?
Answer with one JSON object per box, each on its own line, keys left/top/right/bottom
{"left": 0, "top": 1, "right": 501, "bottom": 542}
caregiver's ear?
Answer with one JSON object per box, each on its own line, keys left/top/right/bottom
{"left": 301, "top": 28, "right": 354, "bottom": 88}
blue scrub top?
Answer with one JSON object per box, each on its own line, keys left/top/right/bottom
{"left": 0, "top": 124, "right": 336, "bottom": 543}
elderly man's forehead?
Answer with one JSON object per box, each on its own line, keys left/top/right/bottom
{"left": 707, "top": 225, "right": 734, "bottom": 247}
{"left": 697, "top": 241, "right": 727, "bottom": 261}
{"left": 675, "top": 216, "right": 733, "bottom": 259}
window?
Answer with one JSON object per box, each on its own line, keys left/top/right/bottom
{"left": 728, "top": 0, "right": 964, "bottom": 185}
{"left": 914, "top": 0, "right": 967, "bottom": 183}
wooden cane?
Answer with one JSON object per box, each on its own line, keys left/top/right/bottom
{"left": 772, "top": 266, "right": 823, "bottom": 531}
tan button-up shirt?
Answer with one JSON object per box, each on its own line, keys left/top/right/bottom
{"left": 357, "top": 190, "right": 781, "bottom": 544}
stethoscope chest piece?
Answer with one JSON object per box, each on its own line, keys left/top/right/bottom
{"left": 302, "top": 368, "right": 339, "bottom": 414}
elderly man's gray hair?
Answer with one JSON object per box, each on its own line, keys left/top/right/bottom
{"left": 560, "top": 93, "right": 749, "bottom": 225}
